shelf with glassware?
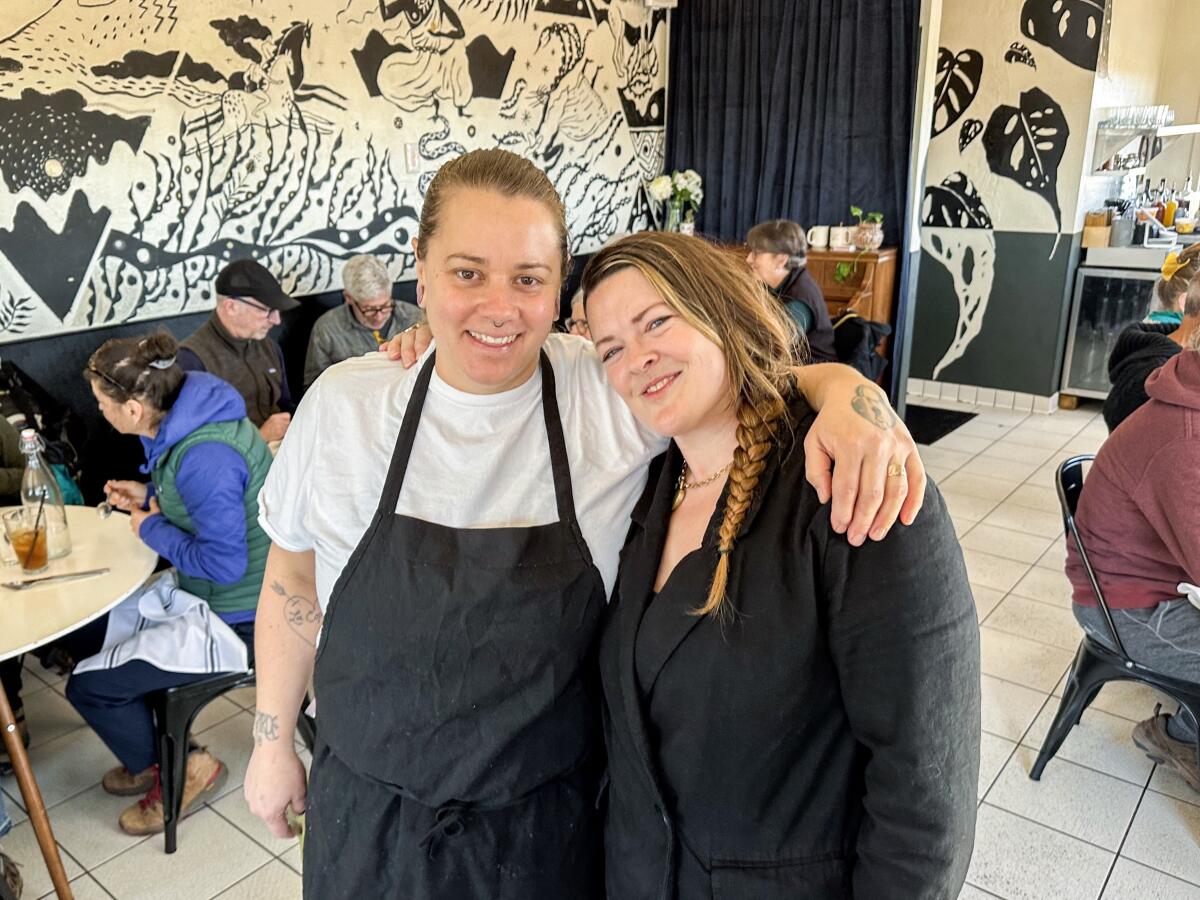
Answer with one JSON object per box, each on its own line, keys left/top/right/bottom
{"left": 1060, "top": 266, "right": 1161, "bottom": 400}
{"left": 1091, "top": 105, "right": 1200, "bottom": 175}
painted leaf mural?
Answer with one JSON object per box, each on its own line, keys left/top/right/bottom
{"left": 921, "top": 172, "right": 995, "bottom": 380}
{"left": 958, "top": 118, "right": 983, "bottom": 153}
{"left": 1019, "top": 0, "right": 1102, "bottom": 71}
{"left": 982, "top": 86, "right": 1068, "bottom": 256}
{"left": 1004, "top": 42, "right": 1036, "bottom": 69}
{"left": 931, "top": 47, "right": 983, "bottom": 137}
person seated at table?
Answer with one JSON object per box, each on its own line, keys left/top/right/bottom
{"left": 1067, "top": 330, "right": 1200, "bottom": 791}
{"left": 583, "top": 231, "right": 979, "bottom": 898}
{"left": 746, "top": 219, "right": 837, "bottom": 363}
{"left": 178, "top": 259, "right": 298, "bottom": 443}
{"left": 1104, "top": 246, "right": 1200, "bottom": 431}
{"left": 66, "top": 331, "right": 272, "bottom": 836}
{"left": 563, "top": 288, "right": 591, "bottom": 340}
{"left": 303, "top": 254, "right": 422, "bottom": 388}
{"left": 0, "top": 416, "right": 29, "bottom": 778}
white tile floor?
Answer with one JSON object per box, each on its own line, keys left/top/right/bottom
{"left": 3, "top": 400, "right": 1199, "bottom": 898}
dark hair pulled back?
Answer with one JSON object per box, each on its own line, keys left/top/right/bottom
{"left": 84, "top": 330, "right": 185, "bottom": 415}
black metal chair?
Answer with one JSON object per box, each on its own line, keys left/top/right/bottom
{"left": 152, "top": 670, "right": 256, "bottom": 853}
{"left": 151, "top": 671, "right": 318, "bottom": 853}
{"left": 1029, "top": 455, "right": 1200, "bottom": 780}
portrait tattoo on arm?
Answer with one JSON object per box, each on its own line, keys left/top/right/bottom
{"left": 253, "top": 711, "right": 280, "bottom": 746}
{"left": 851, "top": 385, "right": 899, "bottom": 430}
{"left": 271, "top": 580, "right": 323, "bottom": 648}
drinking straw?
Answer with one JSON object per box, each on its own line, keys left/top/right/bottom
{"left": 24, "top": 496, "right": 45, "bottom": 570}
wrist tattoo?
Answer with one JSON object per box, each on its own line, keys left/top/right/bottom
{"left": 271, "top": 580, "right": 323, "bottom": 648}
{"left": 851, "top": 385, "right": 898, "bottom": 430}
{"left": 253, "top": 711, "right": 280, "bottom": 746}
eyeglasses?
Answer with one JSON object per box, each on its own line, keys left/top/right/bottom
{"left": 229, "top": 296, "right": 281, "bottom": 319}
{"left": 86, "top": 365, "right": 128, "bottom": 393}
{"left": 353, "top": 299, "right": 395, "bottom": 317}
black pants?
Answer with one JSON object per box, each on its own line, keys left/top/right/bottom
{"left": 63, "top": 618, "right": 254, "bottom": 773}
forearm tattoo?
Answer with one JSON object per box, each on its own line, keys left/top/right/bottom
{"left": 253, "top": 711, "right": 280, "bottom": 746}
{"left": 271, "top": 580, "right": 323, "bottom": 648}
{"left": 851, "top": 385, "right": 899, "bottom": 430}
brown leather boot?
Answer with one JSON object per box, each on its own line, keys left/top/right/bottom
{"left": 1133, "top": 713, "right": 1200, "bottom": 792}
{"left": 102, "top": 763, "right": 158, "bottom": 797}
{"left": 118, "top": 750, "right": 227, "bottom": 836}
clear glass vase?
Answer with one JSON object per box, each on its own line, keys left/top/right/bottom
{"left": 665, "top": 198, "right": 682, "bottom": 232}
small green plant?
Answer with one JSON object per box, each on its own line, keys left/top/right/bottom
{"left": 849, "top": 205, "right": 884, "bottom": 225}
{"left": 833, "top": 261, "right": 856, "bottom": 283}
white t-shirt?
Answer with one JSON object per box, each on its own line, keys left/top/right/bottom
{"left": 258, "top": 333, "right": 664, "bottom": 609}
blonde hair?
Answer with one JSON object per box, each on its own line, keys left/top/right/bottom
{"left": 1155, "top": 244, "right": 1200, "bottom": 313}
{"left": 581, "top": 232, "right": 801, "bottom": 619}
{"left": 415, "top": 148, "right": 571, "bottom": 279}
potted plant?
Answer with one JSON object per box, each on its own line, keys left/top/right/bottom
{"left": 851, "top": 205, "right": 884, "bottom": 250}
{"left": 648, "top": 170, "right": 704, "bottom": 234}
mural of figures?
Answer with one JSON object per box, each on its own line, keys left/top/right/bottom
{"left": 0, "top": 0, "right": 669, "bottom": 344}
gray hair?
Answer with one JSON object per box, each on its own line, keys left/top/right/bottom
{"left": 746, "top": 220, "right": 807, "bottom": 271}
{"left": 342, "top": 255, "right": 392, "bottom": 302}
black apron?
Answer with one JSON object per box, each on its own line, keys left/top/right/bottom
{"left": 305, "top": 351, "right": 607, "bottom": 899}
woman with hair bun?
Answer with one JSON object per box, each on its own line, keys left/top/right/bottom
{"left": 746, "top": 219, "right": 838, "bottom": 362}
{"left": 584, "top": 232, "right": 979, "bottom": 899}
{"left": 67, "top": 330, "right": 272, "bottom": 836}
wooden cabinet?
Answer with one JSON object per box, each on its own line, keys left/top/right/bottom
{"left": 805, "top": 247, "right": 898, "bottom": 326}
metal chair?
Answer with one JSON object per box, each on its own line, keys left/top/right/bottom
{"left": 151, "top": 672, "right": 318, "bottom": 853}
{"left": 1029, "top": 455, "right": 1200, "bottom": 780}
{"left": 152, "top": 670, "right": 256, "bottom": 853}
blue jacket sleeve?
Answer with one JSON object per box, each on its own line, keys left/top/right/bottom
{"left": 139, "top": 442, "right": 251, "bottom": 585}
{"left": 176, "top": 347, "right": 206, "bottom": 373}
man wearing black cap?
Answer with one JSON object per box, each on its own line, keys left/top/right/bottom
{"left": 179, "top": 260, "right": 299, "bottom": 443}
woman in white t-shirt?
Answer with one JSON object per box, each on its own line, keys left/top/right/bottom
{"left": 244, "top": 149, "right": 926, "bottom": 899}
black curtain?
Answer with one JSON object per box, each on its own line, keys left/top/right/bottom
{"left": 667, "top": 0, "right": 919, "bottom": 245}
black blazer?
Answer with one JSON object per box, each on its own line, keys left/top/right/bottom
{"left": 776, "top": 267, "right": 838, "bottom": 363}
{"left": 599, "top": 398, "right": 980, "bottom": 899}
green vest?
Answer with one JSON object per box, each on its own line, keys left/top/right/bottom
{"left": 150, "top": 418, "right": 273, "bottom": 616}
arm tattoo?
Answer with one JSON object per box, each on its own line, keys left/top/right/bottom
{"left": 271, "top": 580, "right": 323, "bottom": 648}
{"left": 851, "top": 385, "right": 899, "bottom": 430}
{"left": 253, "top": 711, "right": 280, "bottom": 746}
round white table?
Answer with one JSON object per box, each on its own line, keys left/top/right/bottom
{"left": 1, "top": 506, "right": 158, "bottom": 900}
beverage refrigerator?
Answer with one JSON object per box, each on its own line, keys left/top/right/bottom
{"left": 1060, "top": 265, "right": 1160, "bottom": 399}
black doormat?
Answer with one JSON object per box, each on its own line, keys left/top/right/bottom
{"left": 904, "top": 404, "right": 977, "bottom": 445}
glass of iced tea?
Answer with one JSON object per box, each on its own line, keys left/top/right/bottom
{"left": 3, "top": 507, "right": 49, "bottom": 574}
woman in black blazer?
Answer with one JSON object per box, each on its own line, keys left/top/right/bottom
{"left": 582, "top": 233, "right": 979, "bottom": 899}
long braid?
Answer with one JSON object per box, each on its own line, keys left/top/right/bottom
{"left": 695, "top": 395, "right": 789, "bottom": 619}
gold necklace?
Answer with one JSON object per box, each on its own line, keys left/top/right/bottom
{"left": 672, "top": 460, "right": 733, "bottom": 511}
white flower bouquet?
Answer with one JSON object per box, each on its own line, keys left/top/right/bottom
{"left": 648, "top": 169, "right": 703, "bottom": 232}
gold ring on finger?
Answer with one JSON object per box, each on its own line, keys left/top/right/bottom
{"left": 886, "top": 462, "right": 905, "bottom": 478}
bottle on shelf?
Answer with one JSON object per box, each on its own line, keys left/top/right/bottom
{"left": 19, "top": 428, "right": 71, "bottom": 559}
{"left": 1164, "top": 183, "right": 1179, "bottom": 228}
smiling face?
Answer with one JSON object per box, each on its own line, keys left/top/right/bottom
{"left": 587, "top": 266, "right": 733, "bottom": 440}
{"left": 415, "top": 187, "right": 562, "bottom": 394}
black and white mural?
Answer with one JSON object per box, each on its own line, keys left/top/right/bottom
{"left": 0, "top": 0, "right": 668, "bottom": 343}
{"left": 912, "top": 0, "right": 1099, "bottom": 395}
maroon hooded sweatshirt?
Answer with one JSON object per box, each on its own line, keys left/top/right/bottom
{"left": 1066, "top": 350, "right": 1200, "bottom": 609}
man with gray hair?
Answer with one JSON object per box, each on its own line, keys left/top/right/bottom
{"left": 303, "top": 255, "right": 422, "bottom": 387}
